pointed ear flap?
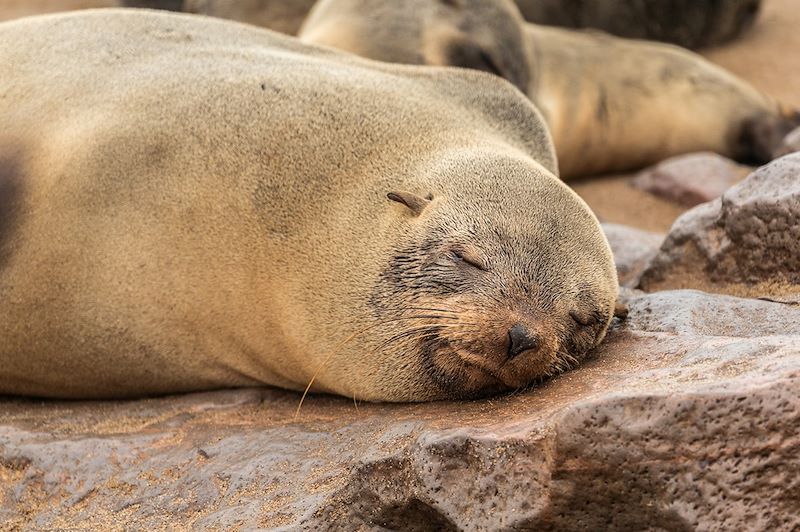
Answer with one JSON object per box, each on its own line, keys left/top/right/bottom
{"left": 387, "top": 191, "right": 432, "bottom": 216}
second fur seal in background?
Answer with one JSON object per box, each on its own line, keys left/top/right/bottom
{"left": 300, "top": 0, "right": 799, "bottom": 177}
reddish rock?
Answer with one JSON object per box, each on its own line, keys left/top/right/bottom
{"left": 639, "top": 154, "right": 800, "bottom": 296}
{"left": 602, "top": 223, "right": 664, "bottom": 287}
{"left": 631, "top": 152, "right": 752, "bottom": 207}
{"left": 1, "top": 290, "right": 798, "bottom": 530}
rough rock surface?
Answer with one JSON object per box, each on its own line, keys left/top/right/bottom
{"left": 631, "top": 152, "right": 752, "bottom": 207}
{"left": 1, "top": 289, "right": 798, "bottom": 531}
{"left": 602, "top": 223, "right": 664, "bottom": 287}
{"left": 639, "top": 154, "right": 800, "bottom": 296}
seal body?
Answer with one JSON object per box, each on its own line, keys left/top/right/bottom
{"left": 300, "top": 0, "right": 798, "bottom": 177}
{"left": 523, "top": 24, "right": 789, "bottom": 177}
{"left": 0, "top": 10, "right": 617, "bottom": 401}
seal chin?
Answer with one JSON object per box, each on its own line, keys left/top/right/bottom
{"left": 453, "top": 348, "right": 538, "bottom": 390}
{"left": 425, "top": 342, "right": 555, "bottom": 398}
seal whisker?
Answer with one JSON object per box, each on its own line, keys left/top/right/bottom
{"left": 296, "top": 318, "right": 462, "bottom": 418}
{"left": 341, "top": 313, "right": 461, "bottom": 328}
{"left": 376, "top": 321, "right": 483, "bottom": 351}
{"left": 376, "top": 324, "right": 462, "bottom": 351}
{"left": 400, "top": 306, "right": 461, "bottom": 315}
{"left": 378, "top": 330, "right": 445, "bottom": 357}
{"left": 562, "top": 352, "right": 580, "bottom": 366}
{"left": 295, "top": 319, "right": 413, "bottom": 418}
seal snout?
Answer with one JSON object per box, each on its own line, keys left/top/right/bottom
{"left": 507, "top": 323, "right": 540, "bottom": 359}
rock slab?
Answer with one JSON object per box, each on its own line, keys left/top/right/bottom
{"left": 1, "top": 289, "right": 799, "bottom": 531}
{"left": 639, "top": 154, "right": 800, "bottom": 296}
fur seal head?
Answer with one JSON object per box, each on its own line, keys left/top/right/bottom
{"left": 366, "top": 152, "right": 617, "bottom": 401}
{"left": 300, "top": 0, "right": 530, "bottom": 91}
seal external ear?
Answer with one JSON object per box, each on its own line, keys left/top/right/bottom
{"left": 387, "top": 191, "right": 431, "bottom": 216}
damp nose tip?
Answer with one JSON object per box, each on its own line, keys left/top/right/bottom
{"left": 507, "top": 323, "right": 539, "bottom": 359}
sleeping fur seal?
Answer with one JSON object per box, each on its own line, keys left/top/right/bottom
{"left": 0, "top": 10, "right": 617, "bottom": 401}
{"left": 300, "top": 0, "right": 799, "bottom": 177}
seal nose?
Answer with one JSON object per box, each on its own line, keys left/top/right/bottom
{"left": 508, "top": 323, "right": 539, "bottom": 359}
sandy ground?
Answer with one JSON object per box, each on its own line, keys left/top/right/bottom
{"left": 572, "top": 0, "right": 799, "bottom": 233}
{"left": 703, "top": 0, "right": 800, "bottom": 109}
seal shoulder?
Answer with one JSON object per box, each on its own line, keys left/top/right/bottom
{"left": 1, "top": 9, "right": 555, "bottom": 173}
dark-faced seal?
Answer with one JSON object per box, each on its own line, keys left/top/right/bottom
{"left": 0, "top": 10, "right": 617, "bottom": 401}
{"left": 300, "top": 0, "right": 799, "bottom": 177}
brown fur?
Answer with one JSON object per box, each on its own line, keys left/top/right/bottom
{"left": 299, "top": 0, "right": 799, "bottom": 177}
{"left": 0, "top": 10, "right": 617, "bottom": 401}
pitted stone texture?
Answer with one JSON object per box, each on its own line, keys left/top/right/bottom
{"left": 639, "top": 154, "right": 800, "bottom": 296}
{"left": 631, "top": 152, "right": 752, "bottom": 207}
{"left": 602, "top": 223, "right": 664, "bottom": 287}
{"left": 1, "top": 290, "right": 798, "bottom": 530}
{"left": 620, "top": 288, "right": 800, "bottom": 336}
